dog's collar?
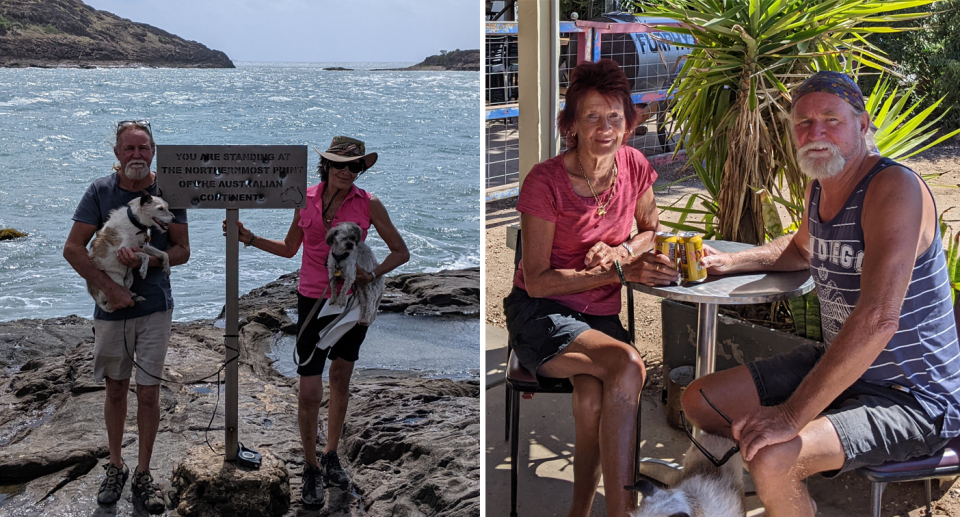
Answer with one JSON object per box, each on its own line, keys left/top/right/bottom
{"left": 126, "top": 206, "right": 151, "bottom": 242}
{"left": 332, "top": 252, "right": 350, "bottom": 263}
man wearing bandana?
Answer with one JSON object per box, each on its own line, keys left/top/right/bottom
{"left": 681, "top": 71, "right": 960, "bottom": 516}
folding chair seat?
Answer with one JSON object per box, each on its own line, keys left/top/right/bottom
{"left": 858, "top": 436, "right": 960, "bottom": 517}
{"left": 503, "top": 227, "right": 640, "bottom": 517}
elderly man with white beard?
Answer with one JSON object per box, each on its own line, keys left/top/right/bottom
{"left": 679, "top": 71, "right": 960, "bottom": 517}
{"left": 63, "top": 121, "right": 190, "bottom": 514}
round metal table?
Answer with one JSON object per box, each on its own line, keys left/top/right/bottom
{"left": 630, "top": 240, "right": 815, "bottom": 380}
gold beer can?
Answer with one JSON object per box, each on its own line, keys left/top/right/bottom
{"left": 677, "top": 231, "right": 707, "bottom": 282}
{"left": 654, "top": 232, "right": 679, "bottom": 271}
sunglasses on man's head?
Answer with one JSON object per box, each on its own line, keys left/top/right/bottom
{"left": 117, "top": 119, "right": 152, "bottom": 135}
{"left": 679, "top": 389, "right": 741, "bottom": 467}
{"left": 324, "top": 159, "right": 365, "bottom": 174}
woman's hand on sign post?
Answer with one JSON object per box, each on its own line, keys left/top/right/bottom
{"left": 222, "top": 219, "right": 253, "bottom": 245}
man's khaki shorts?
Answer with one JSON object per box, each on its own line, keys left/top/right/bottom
{"left": 93, "top": 310, "right": 173, "bottom": 386}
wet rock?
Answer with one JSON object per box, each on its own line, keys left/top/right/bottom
{"left": 220, "top": 268, "right": 480, "bottom": 321}
{"left": 170, "top": 444, "right": 290, "bottom": 517}
{"left": 0, "top": 315, "right": 93, "bottom": 367}
{"left": 0, "top": 228, "right": 27, "bottom": 240}
{"left": 382, "top": 268, "right": 481, "bottom": 316}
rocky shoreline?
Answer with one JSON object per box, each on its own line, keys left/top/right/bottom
{"left": 0, "top": 268, "right": 480, "bottom": 516}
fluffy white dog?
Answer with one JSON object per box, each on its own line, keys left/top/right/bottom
{"left": 630, "top": 433, "right": 745, "bottom": 517}
{"left": 325, "top": 221, "right": 385, "bottom": 326}
{"left": 86, "top": 193, "right": 173, "bottom": 312}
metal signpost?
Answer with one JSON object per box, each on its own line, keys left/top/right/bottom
{"left": 157, "top": 145, "right": 307, "bottom": 460}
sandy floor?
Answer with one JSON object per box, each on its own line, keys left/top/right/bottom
{"left": 484, "top": 139, "right": 960, "bottom": 516}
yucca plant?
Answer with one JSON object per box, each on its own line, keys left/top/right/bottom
{"left": 639, "top": 0, "right": 937, "bottom": 244}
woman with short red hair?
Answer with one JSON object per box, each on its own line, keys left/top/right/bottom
{"left": 504, "top": 59, "right": 677, "bottom": 516}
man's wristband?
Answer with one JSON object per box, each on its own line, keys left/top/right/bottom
{"left": 614, "top": 260, "right": 627, "bottom": 286}
{"left": 245, "top": 234, "right": 257, "bottom": 248}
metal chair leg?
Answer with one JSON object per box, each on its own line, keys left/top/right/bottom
{"left": 504, "top": 383, "right": 512, "bottom": 441}
{"left": 510, "top": 387, "right": 520, "bottom": 517}
{"left": 870, "top": 481, "right": 886, "bottom": 517}
{"left": 925, "top": 479, "right": 932, "bottom": 516}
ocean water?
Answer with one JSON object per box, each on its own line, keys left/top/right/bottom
{"left": 0, "top": 62, "right": 480, "bottom": 377}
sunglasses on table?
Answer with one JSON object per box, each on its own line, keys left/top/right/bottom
{"left": 679, "top": 389, "right": 741, "bottom": 467}
{"left": 117, "top": 119, "right": 152, "bottom": 135}
{"left": 323, "top": 158, "right": 365, "bottom": 174}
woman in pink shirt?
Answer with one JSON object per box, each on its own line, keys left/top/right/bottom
{"left": 227, "top": 136, "right": 408, "bottom": 506}
{"left": 505, "top": 59, "right": 678, "bottom": 516}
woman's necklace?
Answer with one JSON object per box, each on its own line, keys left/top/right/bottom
{"left": 322, "top": 188, "right": 341, "bottom": 224}
{"left": 576, "top": 150, "right": 618, "bottom": 217}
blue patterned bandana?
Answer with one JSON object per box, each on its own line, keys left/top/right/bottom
{"left": 792, "top": 71, "right": 865, "bottom": 112}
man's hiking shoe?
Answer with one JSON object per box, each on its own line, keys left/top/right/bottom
{"left": 96, "top": 462, "right": 129, "bottom": 505}
{"left": 131, "top": 468, "right": 166, "bottom": 514}
{"left": 320, "top": 451, "right": 351, "bottom": 489}
{"left": 301, "top": 464, "right": 326, "bottom": 506}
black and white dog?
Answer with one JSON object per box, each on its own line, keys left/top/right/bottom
{"left": 325, "top": 222, "right": 385, "bottom": 326}
{"left": 630, "top": 433, "right": 745, "bottom": 517}
{"left": 86, "top": 193, "right": 174, "bottom": 312}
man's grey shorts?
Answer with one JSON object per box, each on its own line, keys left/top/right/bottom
{"left": 93, "top": 310, "right": 172, "bottom": 386}
{"left": 749, "top": 342, "right": 950, "bottom": 476}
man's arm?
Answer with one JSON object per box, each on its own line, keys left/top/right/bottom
{"left": 732, "top": 168, "right": 924, "bottom": 460}
{"left": 63, "top": 221, "right": 135, "bottom": 310}
{"left": 700, "top": 182, "right": 814, "bottom": 274}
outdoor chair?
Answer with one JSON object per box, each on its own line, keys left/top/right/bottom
{"left": 858, "top": 437, "right": 960, "bottom": 517}
{"left": 857, "top": 302, "right": 960, "bottom": 517}
{"left": 503, "top": 228, "right": 641, "bottom": 517}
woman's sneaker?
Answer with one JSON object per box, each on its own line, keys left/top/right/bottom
{"left": 96, "top": 462, "right": 129, "bottom": 505}
{"left": 131, "top": 468, "right": 166, "bottom": 515}
{"left": 320, "top": 451, "right": 351, "bottom": 489}
{"left": 301, "top": 464, "right": 326, "bottom": 506}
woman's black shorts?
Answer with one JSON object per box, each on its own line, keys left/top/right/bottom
{"left": 296, "top": 292, "right": 368, "bottom": 377}
{"left": 504, "top": 287, "right": 628, "bottom": 385}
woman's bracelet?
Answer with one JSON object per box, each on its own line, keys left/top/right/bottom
{"left": 614, "top": 260, "right": 627, "bottom": 286}
{"left": 245, "top": 233, "right": 257, "bottom": 248}
{"left": 621, "top": 241, "right": 635, "bottom": 258}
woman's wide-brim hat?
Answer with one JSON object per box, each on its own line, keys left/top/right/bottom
{"left": 314, "top": 136, "right": 378, "bottom": 169}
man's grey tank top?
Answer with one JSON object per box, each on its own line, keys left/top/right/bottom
{"left": 808, "top": 157, "right": 960, "bottom": 438}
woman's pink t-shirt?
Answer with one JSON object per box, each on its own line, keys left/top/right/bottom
{"left": 297, "top": 182, "right": 371, "bottom": 299}
{"left": 514, "top": 146, "right": 658, "bottom": 315}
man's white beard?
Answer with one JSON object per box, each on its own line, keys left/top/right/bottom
{"left": 123, "top": 160, "right": 150, "bottom": 180}
{"left": 797, "top": 141, "right": 846, "bottom": 180}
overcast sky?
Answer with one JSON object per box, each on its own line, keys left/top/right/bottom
{"left": 82, "top": 0, "right": 481, "bottom": 63}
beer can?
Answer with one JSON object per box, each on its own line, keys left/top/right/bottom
{"left": 654, "top": 232, "right": 680, "bottom": 271}
{"left": 677, "top": 231, "right": 707, "bottom": 282}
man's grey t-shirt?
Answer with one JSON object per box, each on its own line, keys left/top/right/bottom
{"left": 72, "top": 173, "right": 187, "bottom": 321}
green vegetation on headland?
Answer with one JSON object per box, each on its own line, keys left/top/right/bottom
{"left": 0, "top": 0, "right": 234, "bottom": 68}
{"left": 374, "top": 49, "right": 480, "bottom": 71}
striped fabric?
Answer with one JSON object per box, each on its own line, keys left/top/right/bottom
{"left": 808, "top": 157, "right": 960, "bottom": 438}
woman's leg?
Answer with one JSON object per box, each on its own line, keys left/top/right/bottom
{"left": 298, "top": 374, "right": 324, "bottom": 467}
{"left": 569, "top": 374, "right": 603, "bottom": 517}
{"left": 325, "top": 358, "right": 355, "bottom": 453}
{"left": 538, "top": 330, "right": 646, "bottom": 517}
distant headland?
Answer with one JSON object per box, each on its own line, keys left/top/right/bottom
{"left": 0, "top": 0, "right": 234, "bottom": 68}
{"left": 374, "top": 49, "right": 480, "bottom": 71}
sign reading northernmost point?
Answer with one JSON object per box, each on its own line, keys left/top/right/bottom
{"left": 156, "top": 145, "right": 308, "bottom": 209}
